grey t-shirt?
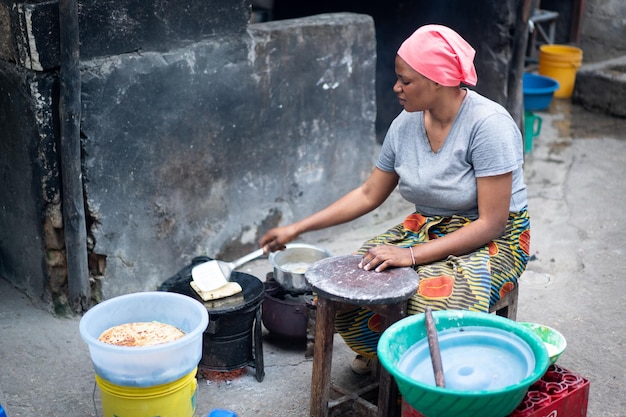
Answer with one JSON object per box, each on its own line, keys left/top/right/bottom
{"left": 377, "top": 89, "right": 527, "bottom": 220}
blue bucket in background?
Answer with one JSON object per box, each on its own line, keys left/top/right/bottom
{"left": 523, "top": 73, "right": 559, "bottom": 111}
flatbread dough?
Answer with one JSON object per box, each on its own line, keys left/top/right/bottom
{"left": 98, "top": 321, "right": 185, "bottom": 347}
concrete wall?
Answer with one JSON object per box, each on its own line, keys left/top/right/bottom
{"left": 81, "top": 13, "right": 377, "bottom": 300}
{"left": 579, "top": 0, "right": 626, "bottom": 62}
{"left": 0, "top": 64, "right": 57, "bottom": 306}
{"left": 0, "top": 2, "right": 378, "bottom": 309}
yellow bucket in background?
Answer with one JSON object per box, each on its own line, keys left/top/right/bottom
{"left": 95, "top": 368, "right": 198, "bottom": 417}
{"left": 538, "top": 45, "right": 583, "bottom": 99}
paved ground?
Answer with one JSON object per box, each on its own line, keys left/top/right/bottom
{"left": 1, "top": 99, "right": 625, "bottom": 417}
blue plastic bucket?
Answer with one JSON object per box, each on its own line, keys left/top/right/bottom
{"left": 523, "top": 73, "right": 559, "bottom": 111}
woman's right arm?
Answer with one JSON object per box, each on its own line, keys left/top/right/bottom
{"left": 259, "top": 167, "right": 399, "bottom": 252}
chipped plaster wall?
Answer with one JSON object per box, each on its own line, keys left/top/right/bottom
{"left": 579, "top": 0, "right": 626, "bottom": 62}
{"left": 0, "top": 7, "right": 378, "bottom": 307}
{"left": 80, "top": 13, "right": 377, "bottom": 299}
{"left": 0, "top": 66, "right": 58, "bottom": 308}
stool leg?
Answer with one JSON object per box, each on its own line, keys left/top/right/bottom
{"left": 310, "top": 297, "right": 338, "bottom": 417}
{"left": 506, "top": 286, "right": 519, "bottom": 320}
{"left": 253, "top": 306, "right": 265, "bottom": 382}
{"left": 376, "top": 305, "right": 405, "bottom": 417}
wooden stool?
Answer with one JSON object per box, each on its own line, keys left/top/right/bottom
{"left": 305, "top": 255, "right": 419, "bottom": 417}
{"left": 489, "top": 285, "right": 519, "bottom": 320}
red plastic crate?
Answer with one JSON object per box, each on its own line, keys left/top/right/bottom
{"left": 401, "top": 365, "right": 590, "bottom": 417}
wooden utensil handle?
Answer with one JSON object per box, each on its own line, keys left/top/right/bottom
{"left": 425, "top": 307, "right": 446, "bottom": 388}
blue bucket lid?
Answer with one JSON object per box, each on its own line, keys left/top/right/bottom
{"left": 208, "top": 410, "right": 237, "bottom": 417}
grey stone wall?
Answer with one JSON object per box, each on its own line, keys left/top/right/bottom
{"left": 81, "top": 13, "right": 377, "bottom": 299}
{"left": 0, "top": 7, "right": 378, "bottom": 307}
{"left": 579, "top": 0, "right": 626, "bottom": 62}
{"left": 574, "top": 55, "right": 626, "bottom": 117}
{"left": 0, "top": 0, "right": 250, "bottom": 70}
{"left": 0, "top": 65, "right": 58, "bottom": 306}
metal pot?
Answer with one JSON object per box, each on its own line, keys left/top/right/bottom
{"left": 262, "top": 281, "right": 313, "bottom": 339}
{"left": 269, "top": 243, "right": 331, "bottom": 293}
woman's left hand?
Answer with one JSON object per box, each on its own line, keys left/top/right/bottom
{"left": 358, "top": 244, "right": 413, "bottom": 272}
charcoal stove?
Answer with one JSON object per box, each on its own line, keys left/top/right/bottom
{"left": 159, "top": 256, "right": 265, "bottom": 382}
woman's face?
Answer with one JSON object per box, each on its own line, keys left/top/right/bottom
{"left": 393, "top": 55, "right": 438, "bottom": 112}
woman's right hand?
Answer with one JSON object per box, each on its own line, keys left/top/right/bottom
{"left": 259, "top": 224, "right": 300, "bottom": 254}
{"left": 259, "top": 167, "right": 399, "bottom": 255}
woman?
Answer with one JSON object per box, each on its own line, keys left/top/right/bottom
{"left": 259, "top": 24, "right": 530, "bottom": 373}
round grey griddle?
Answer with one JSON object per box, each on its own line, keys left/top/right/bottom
{"left": 305, "top": 255, "right": 418, "bottom": 305}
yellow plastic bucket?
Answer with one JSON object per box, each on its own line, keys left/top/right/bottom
{"left": 95, "top": 368, "right": 197, "bottom": 417}
{"left": 538, "top": 45, "right": 583, "bottom": 99}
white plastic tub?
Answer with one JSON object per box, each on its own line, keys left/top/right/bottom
{"left": 79, "top": 291, "right": 209, "bottom": 387}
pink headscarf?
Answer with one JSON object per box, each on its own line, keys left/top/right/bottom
{"left": 397, "top": 24, "right": 477, "bottom": 87}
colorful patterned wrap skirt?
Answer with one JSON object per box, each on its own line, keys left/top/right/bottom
{"left": 334, "top": 209, "right": 531, "bottom": 358}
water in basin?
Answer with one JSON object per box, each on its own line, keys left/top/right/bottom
{"left": 397, "top": 326, "right": 535, "bottom": 391}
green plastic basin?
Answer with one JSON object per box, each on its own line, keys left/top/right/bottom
{"left": 518, "top": 322, "right": 567, "bottom": 366}
{"left": 377, "top": 310, "right": 549, "bottom": 417}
